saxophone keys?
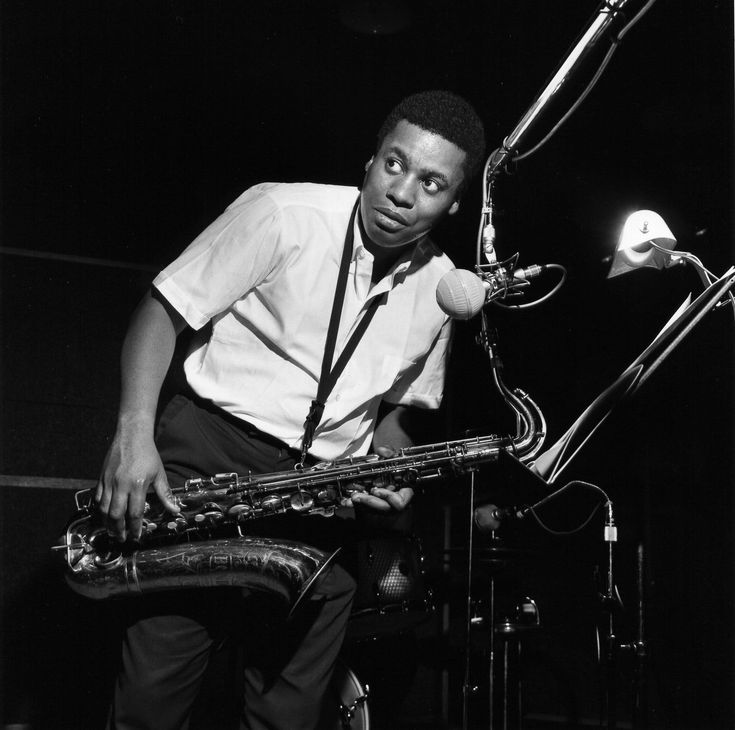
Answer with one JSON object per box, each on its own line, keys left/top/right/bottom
{"left": 211, "top": 472, "right": 239, "bottom": 487}
{"left": 202, "top": 502, "right": 225, "bottom": 518}
{"left": 142, "top": 519, "right": 157, "bottom": 535}
{"left": 194, "top": 502, "right": 226, "bottom": 527}
{"left": 316, "top": 487, "right": 338, "bottom": 504}
{"left": 90, "top": 534, "right": 124, "bottom": 569}
{"left": 397, "top": 468, "right": 419, "bottom": 485}
{"left": 290, "top": 491, "right": 315, "bottom": 512}
{"left": 260, "top": 495, "right": 285, "bottom": 514}
{"left": 165, "top": 516, "right": 189, "bottom": 534}
{"left": 227, "top": 503, "right": 253, "bottom": 521}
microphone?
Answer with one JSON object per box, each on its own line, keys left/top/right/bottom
{"left": 436, "top": 265, "right": 546, "bottom": 319}
{"left": 473, "top": 503, "right": 529, "bottom": 532}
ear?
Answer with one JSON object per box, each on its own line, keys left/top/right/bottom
{"left": 364, "top": 156, "right": 374, "bottom": 172}
{"left": 448, "top": 199, "right": 461, "bottom": 216}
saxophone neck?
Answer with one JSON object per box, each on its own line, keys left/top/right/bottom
{"left": 511, "top": 388, "right": 547, "bottom": 462}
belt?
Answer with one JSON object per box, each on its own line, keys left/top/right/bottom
{"left": 184, "top": 391, "right": 311, "bottom": 464}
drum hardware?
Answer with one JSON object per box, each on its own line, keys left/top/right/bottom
{"left": 445, "top": 544, "right": 534, "bottom": 572}
{"left": 348, "top": 536, "right": 434, "bottom": 642}
{"left": 453, "top": 464, "right": 544, "bottom": 730}
{"left": 339, "top": 688, "right": 370, "bottom": 730}
{"left": 330, "top": 661, "right": 370, "bottom": 730}
{"left": 492, "top": 599, "right": 541, "bottom": 730}
{"left": 466, "top": 546, "right": 541, "bottom": 730}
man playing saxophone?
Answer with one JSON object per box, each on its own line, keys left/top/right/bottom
{"left": 95, "top": 90, "right": 486, "bottom": 730}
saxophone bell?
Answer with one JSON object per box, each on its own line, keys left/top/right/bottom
{"left": 57, "top": 397, "right": 546, "bottom": 611}
{"left": 59, "top": 510, "right": 340, "bottom": 615}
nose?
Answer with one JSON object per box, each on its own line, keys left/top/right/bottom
{"left": 387, "top": 176, "right": 416, "bottom": 209}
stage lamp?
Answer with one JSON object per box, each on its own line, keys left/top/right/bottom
{"left": 606, "top": 210, "right": 734, "bottom": 319}
{"left": 607, "top": 210, "right": 678, "bottom": 278}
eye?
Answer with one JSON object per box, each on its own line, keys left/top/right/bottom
{"left": 385, "top": 158, "right": 403, "bottom": 174}
{"left": 422, "top": 178, "right": 441, "bottom": 194}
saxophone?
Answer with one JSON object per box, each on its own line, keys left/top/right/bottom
{"left": 59, "top": 388, "right": 545, "bottom": 612}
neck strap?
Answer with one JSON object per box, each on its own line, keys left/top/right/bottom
{"left": 300, "top": 197, "right": 386, "bottom": 464}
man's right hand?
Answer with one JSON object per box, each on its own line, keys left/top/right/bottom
{"left": 96, "top": 290, "right": 187, "bottom": 542}
{"left": 95, "top": 423, "right": 180, "bottom": 542}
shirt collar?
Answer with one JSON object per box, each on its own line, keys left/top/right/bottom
{"left": 352, "top": 215, "right": 438, "bottom": 289}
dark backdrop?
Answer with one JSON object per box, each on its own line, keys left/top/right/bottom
{"left": 1, "top": 1, "right": 733, "bottom": 728}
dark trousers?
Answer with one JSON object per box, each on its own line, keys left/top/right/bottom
{"left": 108, "top": 394, "right": 357, "bottom": 730}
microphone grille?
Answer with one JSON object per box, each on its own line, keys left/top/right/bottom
{"left": 436, "top": 268, "right": 486, "bottom": 320}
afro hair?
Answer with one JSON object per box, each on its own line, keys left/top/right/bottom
{"left": 377, "top": 90, "right": 486, "bottom": 188}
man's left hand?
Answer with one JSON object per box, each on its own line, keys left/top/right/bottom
{"left": 347, "top": 445, "right": 413, "bottom": 512}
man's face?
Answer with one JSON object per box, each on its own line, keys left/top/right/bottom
{"left": 360, "top": 120, "right": 466, "bottom": 251}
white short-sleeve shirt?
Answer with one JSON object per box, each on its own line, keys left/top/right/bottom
{"left": 153, "top": 182, "right": 454, "bottom": 461}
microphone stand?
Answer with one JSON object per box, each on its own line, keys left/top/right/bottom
{"left": 478, "top": 0, "right": 656, "bottom": 273}
{"left": 599, "top": 507, "right": 620, "bottom": 729}
{"left": 485, "top": 0, "right": 647, "bottom": 182}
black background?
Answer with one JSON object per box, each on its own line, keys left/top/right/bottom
{"left": 1, "top": 1, "right": 733, "bottom": 728}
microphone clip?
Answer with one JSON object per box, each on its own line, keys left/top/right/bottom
{"left": 477, "top": 254, "right": 544, "bottom": 304}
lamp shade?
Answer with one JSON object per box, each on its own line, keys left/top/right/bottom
{"left": 608, "top": 210, "right": 677, "bottom": 278}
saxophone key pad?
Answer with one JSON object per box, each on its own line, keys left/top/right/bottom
{"left": 227, "top": 503, "right": 252, "bottom": 521}
{"left": 289, "top": 492, "right": 315, "bottom": 511}
{"left": 260, "top": 496, "right": 285, "bottom": 513}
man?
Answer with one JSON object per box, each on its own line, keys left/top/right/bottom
{"left": 96, "top": 89, "right": 485, "bottom": 729}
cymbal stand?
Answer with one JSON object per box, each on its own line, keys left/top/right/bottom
{"left": 618, "top": 542, "right": 648, "bottom": 729}
{"left": 598, "top": 502, "right": 620, "bottom": 729}
{"left": 460, "top": 511, "right": 503, "bottom": 730}
{"left": 462, "top": 472, "right": 479, "bottom": 730}
{"left": 494, "top": 598, "right": 541, "bottom": 730}
{"left": 598, "top": 503, "right": 648, "bottom": 729}
{"left": 461, "top": 523, "right": 539, "bottom": 730}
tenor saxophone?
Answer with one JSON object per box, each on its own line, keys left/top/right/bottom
{"left": 59, "top": 390, "right": 545, "bottom": 611}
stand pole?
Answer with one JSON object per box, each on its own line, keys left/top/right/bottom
{"left": 602, "top": 539, "right": 618, "bottom": 729}
{"left": 488, "top": 566, "right": 496, "bottom": 729}
{"left": 631, "top": 542, "right": 648, "bottom": 729}
{"left": 463, "top": 474, "right": 478, "bottom": 730}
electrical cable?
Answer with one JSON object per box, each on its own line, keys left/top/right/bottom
{"left": 514, "top": 41, "right": 618, "bottom": 162}
{"left": 649, "top": 240, "right": 735, "bottom": 321}
{"left": 515, "top": 0, "right": 658, "bottom": 162}
{"left": 492, "top": 263, "right": 568, "bottom": 310}
{"left": 527, "top": 479, "right": 611, "bottom": 536}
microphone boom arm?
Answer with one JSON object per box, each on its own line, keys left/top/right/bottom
{"left": 478, "top": 0, "right": 656, "bottom": 274}
{"left": 486, "top": 0, "right": 649, "bottom": 181}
